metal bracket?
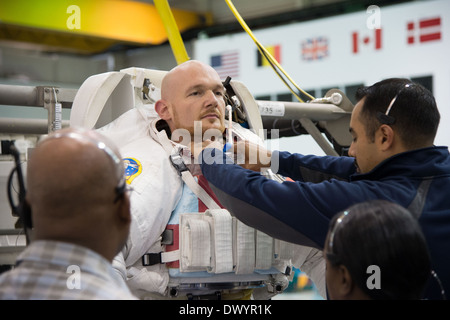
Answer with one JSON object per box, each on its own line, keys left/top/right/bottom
{"left": 42, "top": 87, "right": 61, "bottom": 133}
{"left": 37, "top": 86, "right": 77, "bottom": 133}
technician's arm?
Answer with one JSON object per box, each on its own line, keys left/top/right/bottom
{"left": 273, "top": 150, "right": 356, "bottom": 182}
{"left": 199, "top": 148, "right": 359, "bottom": 248}
{"left": 232, "top": 140, "right": 356, "bottom": 180}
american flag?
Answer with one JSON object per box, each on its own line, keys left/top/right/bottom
{"left": 301, "top": 37, "right": 329, "bottom": 61}
{"left": 210, "top": 51, "right": 239, "bottom": 79}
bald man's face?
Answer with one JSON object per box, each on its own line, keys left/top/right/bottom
{"left": 158, "top": 62, "right": 226, "bottom": 137}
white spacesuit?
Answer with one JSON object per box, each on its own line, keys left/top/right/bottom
{"left": 70, "top": 68, "right": 326, "bottom": 300}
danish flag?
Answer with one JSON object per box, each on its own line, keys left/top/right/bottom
{"left": 407, "top": 17, "right": 442, "bottom": 45}
{"left": 352, "top": 28, "right": 382, "bottom": 54}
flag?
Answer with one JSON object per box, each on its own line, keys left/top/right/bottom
{"left": 257, "top": 44, "right": 281, "bottom": 67}
{"left": 352, "top": 28, "right": 382, "bottom": 54}
{"left": 407, "top": 17, "right": 442, "bottom": 45}
{"left": 210, "top": 51, "right": 239, "bottom": 79}
{"left": 301, "top": 37, "right": 329, "bottom": 61}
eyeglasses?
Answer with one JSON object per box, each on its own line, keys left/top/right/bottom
{"left": 327, "top": 210, "right": 349, "bottom": 257}
{"left": 114, "top": 183, "right": 133, "bottom": 203}
{"left": 376, "top": 83, "right": 412, "bottom": 125}
{"left": 431, "top": 270, "right": 447, "bottom": 300}
{"left": 40, "top": 130, "right": 128, "bottom": 203}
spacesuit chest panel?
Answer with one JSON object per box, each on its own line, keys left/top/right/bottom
{"left": 164, "top": 174, "right": 225, "bottom": 269}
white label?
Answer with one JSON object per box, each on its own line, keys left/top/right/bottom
{"left": 258, "top": 101, "right": 285, "bottom": 117}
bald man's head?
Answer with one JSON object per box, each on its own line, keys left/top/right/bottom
{"left": 26, "top": 128, "right": 130, "bottom": 260}
{"left": 155, "top": 60, "right": 226, "bottom": 136}
{"left": 160, "top": 60, "right": 221, "bottom": 100}
{"left": 27, "top": 128, "right": 124, "bottom": 215}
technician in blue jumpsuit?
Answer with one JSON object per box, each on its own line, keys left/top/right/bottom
{"left": 196, "top": 78, "right": 450, "bottom": 299}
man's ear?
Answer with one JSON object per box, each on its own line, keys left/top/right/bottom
{"left": 377, "top": 124, "right": 395, "bottom": 151}
{"left": 339, "top": 265, "right": 355, "bottom": 297}
{"left": 155, "top": 99, "right": 171, "bottom": 120}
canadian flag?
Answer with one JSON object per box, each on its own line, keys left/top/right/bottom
{"left": 352, "top": 29, "right": 382, "bottom": 54}
{"left": 407, "top": 17, "right": 442, "bottom": 44}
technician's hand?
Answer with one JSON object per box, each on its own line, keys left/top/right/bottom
{"left": 190, "top": 139, "right": 223, "bottom": 160}
{"left": 234, "top": 140, "right": 272, "bottom": 172}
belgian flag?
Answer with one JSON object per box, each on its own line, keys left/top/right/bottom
{"left": 257, "top": 44, "right": 281, "bottom": 67}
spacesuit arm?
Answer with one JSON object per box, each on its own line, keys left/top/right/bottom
{"left": 292, "top": 246, "right": 326, "bottom": 299}
{"left": 199, "top": 148, "right": 368, "bottom": 248}
{"left": 112, "top": 249, "right": 128, "bottom": 282}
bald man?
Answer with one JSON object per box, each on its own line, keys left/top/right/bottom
{"left": 155, "top": 60, "right": 227, "bottom": 137}
{"left": 97, "top": 60, "right": 325, "bottom": 299}
{"left": 98, "top": 61, "right": 234, "bottom": 298}
{"left": 0, "top": 127, "right": 136, "bottom": 300}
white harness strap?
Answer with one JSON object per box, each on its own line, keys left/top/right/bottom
{"left": 151, "top": 123, "right": 227, "bottom": 269}
{"left": 255, "top": 231, "right": 274, "bottom": 270}
{"left": 181, "top": 170, "right": 221, "bottom": 210}
{"left": 233, "top": 218, "right": 256, "bottom": 274}
{"left": 180, "top": 214, "right": 211, "bottom": 271}
{"left": 205, "top": 209, "right": 233, "bottom": 274}
{"left": 160, "top": 250, "right": 181, "bottom": 264}
{"left": 155, "top": 125, "right": 221, "bottom": 210}
{"left": 178, "top": 209, "right": 234, "bottom": 274}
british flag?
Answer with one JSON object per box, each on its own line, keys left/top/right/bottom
{"left": 301, "top": 37, "right": 329, "bottom": 61}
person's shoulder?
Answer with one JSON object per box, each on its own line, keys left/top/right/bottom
{"left": 96, "top": 106, "right": 159, "bottom": 145}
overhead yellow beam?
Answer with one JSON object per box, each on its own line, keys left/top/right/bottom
{"left": 154, "top": 0, "right": 190, "bottom": 64}
{"left": 0, "top": 24, "right": 119, "bottom": 54}
{"left": 0, "top": 0, "right": 208, "bottom": 46}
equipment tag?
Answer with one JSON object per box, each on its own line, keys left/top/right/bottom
{"left": 258, "top": 101, "right": 285, "bottom": 117}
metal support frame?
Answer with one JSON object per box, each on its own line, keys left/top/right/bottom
{"left": 0, "top": 84, "right": 77, "bottom": 134}
{"left": 0, "top": 84, "right": 353, "bottom": 157}
{"left": 256, "top": 89, "right": 354, "bottom": 156}
{"left": 299, "top": 117, "right": 339, "bottom": 156}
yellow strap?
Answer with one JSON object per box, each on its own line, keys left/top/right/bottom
{"left": 154, "top": 0, "right": 190, "bottom": 64}
{"left": 224, "top": 0, "right": 315, "bottom": 102}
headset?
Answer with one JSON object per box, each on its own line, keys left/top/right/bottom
{"left": 7, "top": 142, "right": 32, "bottom": 244}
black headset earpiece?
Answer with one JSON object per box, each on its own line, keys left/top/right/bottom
{"left": 7, "top": 143, "right": 32, "bottom": 243}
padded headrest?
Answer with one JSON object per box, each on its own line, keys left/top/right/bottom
{"left": 70, "top": 72, "right": 134, "bottom": 129}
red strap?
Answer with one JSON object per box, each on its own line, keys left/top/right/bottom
{"left": 197, "top": 174, "right": 224, "bottom": 212}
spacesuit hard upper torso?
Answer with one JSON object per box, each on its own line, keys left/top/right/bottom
{"left": 98, "top": 105, "right": 326, "bottom": 299}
